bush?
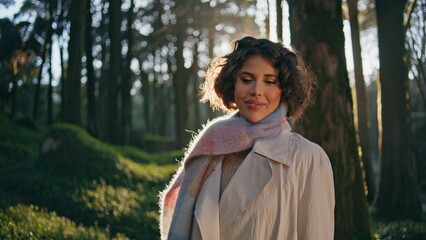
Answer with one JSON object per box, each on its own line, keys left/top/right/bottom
{"left": 372, "top": 221, "right": 426, "bottom": 240}
{"left": 0, "top": 204, "right": 129, "bottom": 240}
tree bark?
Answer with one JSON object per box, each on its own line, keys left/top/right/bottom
{"left": 140, "top": 66, "right": 151, "bottom": 134}
{"left": 47, "top": 43, "right": 53, "bottom": 124}
{"left": 347, "top": 0, "right": 376, "bottom": 204}
{"left": 121, "top": 0, "right": 135, "bottom": 144}
{"left": 57, "top": 2, "right": 66, "bottom": 122}
{"left": 47, "top": 0, "right": 54, "bottom": 125}
{"left": 85, "top": 0, "right": 98, "bottom": 137}
{"left": 375, "top": 0, "right": 421, "bottom": 220}
{"left": 63, "top": 0, "right": 86, "bottom": 125}
{"left": 10, "top": 73, "right": 17, "bottom": 119}
{"left": 98, "top": 1, "right": 109, "bottom": 141}
{"left": 106, "top": 0, "right": 122, "bottom": 143}
{"left": 33, "top": 24, "right": 52, "bottom": 120}
{"left": 287, "top": 0, "right": 371, "bottom": 238}
{"left": 173, "top": 3, "right": 191, "bottom": 148}
{"left": 207, "top": 30, "right": 216, "bottom": 120}
{"left": 276, "top": 0, "right": 283, "bottom": 42}
{"left": 265, "top": 0, "right": 271, "bottom": 38}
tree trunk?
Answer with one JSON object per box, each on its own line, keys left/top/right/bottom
{"left": 33, "top": 25, "right": 52, "bottom": 120}
{"left": 98, "top": 1, "right": 109, "bottom": 141}
{"left": 10, "top": 74, "right": 17, "bottom": 119}
{"left": 153, "top": 70, "right": 159, "bottom": 135}
{"left": 57, "top": 0, "right": 66, "bottom": 121}
{"left": 106, "top": 0, "right": 122, "bottom": 143}
{"left": 47, "top": 43, "right": 53, "bottom": 124}
{"left": 375, "top": 0, "right": 421, "bottom": 220}
{"left": 63, "top": 0, "right": 86, "bottom": 125}
{"left": 85, "top": 0, "right": 98, "bottom": 137}
{"left": 191, "top": 42, "right": 201, "bottom": 131}
{"left": 265, "top": 0, "right": 271, "bottom": 38}
{"left": 173, "top": 3, "right": 191, "bottom": 147}
{"left": 287, "top": 0, "right": 371, "bottom": 239}
{"left": 140, "top": 67, "right": 151, "bottom": 134}
{"left": 59, "top": 38, "right": 65, "bottom": 121}
{"left": 207, "top": 30, "right": 216, "bottom": 120}
{"left": 276, "top": 0, "right": 283, "bottom": 42}
{"left": 347, "top": 0, "right": 376, "bottom": 204}
{"left": 47, "top": 0, "right": 54, "bottom": 125}
{"left": 121, "top": 0, "right": 135, "bottom": 144}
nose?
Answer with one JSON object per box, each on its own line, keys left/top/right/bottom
{"left": 250, "top": 80, "right": 262, "bottom": 96}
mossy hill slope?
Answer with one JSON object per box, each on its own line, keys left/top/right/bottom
{"left": 0, "top": 118, "right": 182, "bottom": 240}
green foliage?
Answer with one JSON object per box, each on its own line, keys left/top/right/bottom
{"left": 113, "top": 144, "right": 183, "bottom": 165}
{"left": 138, "top": 135, "right": 180, "bottom": 153}
{"left": 372, "top": 221, "right": 426, "bottom": 240}
{"left": 143, "top": 135, "right": 175, "bottom": 142}
{"left": 0, "top": 121, "right": 178, "bottom": 240}
{"left": 0, "top": 141, "right": 36, "bottom": 168}
{"left": 0, "top": 115, "right": 42, "bottom": 169}
{"left": 0, "top": 204, "right": 129, "bottom": 240}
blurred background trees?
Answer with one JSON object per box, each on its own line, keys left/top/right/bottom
{"left": 0, "top": 0, "right": 425, "bottom": 239}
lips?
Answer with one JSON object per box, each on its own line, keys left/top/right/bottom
{"left": 245, "top": 100, "right": 265, "bottom": 109}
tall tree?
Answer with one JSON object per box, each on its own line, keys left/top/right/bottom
{"left": 47, "top": 40, "right": 53, "bottom": 124}
{"left": 347, "top": 0, "right": 376, "bottom": 204}
{"left": 106, "top": 0, "right": 121, "bottom": 143}
{"left": 33, "top": 17, "right": 53, "bottom": 120}
{"left": 46, "top": 0, "right": 55, "bottom": 125}
{"left": 276, "top": 0, "right": 283, "bottom": 41}
{"left": 97, "top": 0, "right": 110, "bottom": 141}
{"left": 63, "top": 0, "right": 86, "bottom": 125}
{"left": 375, "top": 0, "right": 421, "bottom": 220}
{"left": 173, "top": 2, "right": 191, "bottom": 147}
{"left": 121, "top": 0, "right": 135, "bottom": 144}
{"left": 287, "top": 0, "right": 371, "bottom": 239}
{"left": 85, "top": 0, "right": 98, "bottom": 137}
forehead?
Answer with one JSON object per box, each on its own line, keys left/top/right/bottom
{"left": 238, "top": 55, "right": 278, "bottom": 75}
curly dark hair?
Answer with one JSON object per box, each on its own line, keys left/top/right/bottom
{"left": 201, "top": 36, "right": 317, "bottom": 120}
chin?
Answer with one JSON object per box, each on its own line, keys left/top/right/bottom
{"left": 242, "top": 114, "right": 264, "bottom": 123}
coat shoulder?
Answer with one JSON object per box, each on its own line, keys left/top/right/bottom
{"left": 287, "top": 132, "right": 330, "bottom": 172}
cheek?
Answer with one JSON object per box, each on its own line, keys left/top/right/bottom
{"left": 270, "top": 88, "right": 283, "bottom": 103}
{"left": 234, "top": 81, "right": 245, "bottom": 99}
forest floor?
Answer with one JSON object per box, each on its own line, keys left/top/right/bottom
{"left": 0, "top": 115, "right": 424, "bottom": 240}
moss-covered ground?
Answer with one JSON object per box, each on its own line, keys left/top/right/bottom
{"left": 0, "top": 116, "right": 182, "bottom": 239}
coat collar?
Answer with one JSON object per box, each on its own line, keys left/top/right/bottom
{"left": 252, "top": 129, "right": 294, "bottom": 166}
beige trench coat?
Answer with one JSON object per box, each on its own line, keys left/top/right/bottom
{"left": 190, "top": 130, "right": 335, "bottom": 240}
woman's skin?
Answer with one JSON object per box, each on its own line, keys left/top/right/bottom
{"left": 234, "top": 55, "right": 282, "bottom": 123}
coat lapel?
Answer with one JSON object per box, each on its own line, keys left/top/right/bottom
{"left": 194, "top": 156, "right": 222, "bottom": 240}
{"left": 218, "top": 150, "right": 273, "bottom": 232}
{"left": 218, "top": 130, "right": 294, "bottom": 233}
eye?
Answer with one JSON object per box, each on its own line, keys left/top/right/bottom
{"left": 240, "top": 78, "right": 253, "bottom": 83}
{"left": 264, "top": 80, "right": 278, "bottom": 84}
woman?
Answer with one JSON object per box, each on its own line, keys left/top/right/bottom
{"left": 160, "top": 36, "right": 335, "bottom": 240}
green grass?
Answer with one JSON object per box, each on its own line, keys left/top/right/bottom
{"left": 0, "top": 204, "right": 129, "bottom": 240}
{"left": 0, "top": 118, "right": 178, "bottom": 240}
{"left": 0, "top": 116, "right": 43, "bottom": 169}
{"left": 372, "top": 220, "right": 426, "bottom": 240}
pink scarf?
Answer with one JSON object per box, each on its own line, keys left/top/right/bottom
{"left": 159, "top": 104, "right": 291, "bottom": 239}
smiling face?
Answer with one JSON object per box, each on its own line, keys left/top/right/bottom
{"left": 234, "top": 55, "right": 282, "bottom": 123}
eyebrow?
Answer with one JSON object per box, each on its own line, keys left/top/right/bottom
{"left": 239, "top": 71, "right": 278, "bottom": 78}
